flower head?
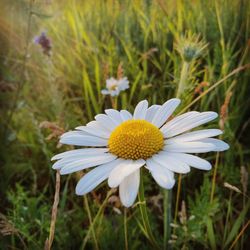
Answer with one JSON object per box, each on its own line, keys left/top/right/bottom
{"left": 176, "top": 33, "right": 208, "bottom": 62}
{"left": 101, "top": 77, "right": 129, "bottom": 97}
{"left": 52, "top": 99, "right": 229, "bottom": 207}
{"left": 34, "top": 31, "right": 52, "bottom": 56}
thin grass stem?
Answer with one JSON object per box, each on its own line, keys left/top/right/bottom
{"left": 138, "top": 170, "right": 159, "bottom": 249}
{"left": 178, "top": 64, "right": 250, "bottom": 115}
{"left": 210, "top": 151, "right": 220, "bottom": 202}
{"left": 124, "top": 208, "right": 129, "bottom": 250}
{"left": 44, "top": 170, "right": 60, "bottom": 250}
{"left": 163, "top": 189, "right": 171, "bottom": 250}
{"left": 229, "top": 220, "right": 250, "bottom": 250}
{"left": 83, "top": 196, "right": 99, "bottom": 250}
{"left": 176, "top": 61, "right": 190, "bottom": 98}
{"left": 81, "top": 189, "right": 115, "bottom": 249}
{"left": 174, "top": 174, "right": 182, "bottom": 227}
{"left": 4, "top": 0, "right": 34, "bottom": 136}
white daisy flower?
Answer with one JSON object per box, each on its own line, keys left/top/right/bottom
{"left": 101, "top": 77, "right": 129, "bottom": 96}
{"left": 51, "top": 99, "right": 229, "bottom": 207}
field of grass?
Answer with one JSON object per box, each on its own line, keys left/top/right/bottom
{"left": 0, "top": 0, "right": 249, "bottom": 249}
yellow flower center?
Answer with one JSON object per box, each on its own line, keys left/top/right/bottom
{"left": 108, "top": 120, "right": 164, "bottom": 160}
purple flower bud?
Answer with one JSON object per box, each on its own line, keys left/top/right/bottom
{"left": 33, "top": 31, "right": 52, "bottom": 56}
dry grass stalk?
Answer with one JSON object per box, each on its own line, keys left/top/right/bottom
{"left": 194, "top": 81, "right": 210, "bottom": 95}
{"left": 0, "top": 213, "right": 18, "bottom": 236}
{"left": 0, "top": 81, "right": 16, "bottom": 92}
{"left": 117, "top": 62, "right": 124, "bottom": 79}
{"left": 179, "top": 200, "right": 187, "bottom": 225}
{"left": 44, "top": 170, "right": 60, "bottom": 250}
{"left": 240, "top": 166, "right": 248, "bottom": 195}
{"left": 224, "top": 182, "right": 242, "bottom": 194}
{"left": 102, "top": 63, "right": 109, "bottom": 81}
{"left": 219, "top": 91, "right": 232, "bottom": 130}
{"left": 0, "top": 213, "right": 27, "bottom": 248}
{"left": 39, "top": 121, "right": 65, "bottom": 148}
{"left": 140, "top": 48, "right": 158, "bottom": 61}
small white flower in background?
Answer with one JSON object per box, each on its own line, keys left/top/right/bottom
{"left": 51, "top": 99, "right": 229, "bottom": 207}
{"left": 101, "top": 77, "right": 129, "bottom": 96}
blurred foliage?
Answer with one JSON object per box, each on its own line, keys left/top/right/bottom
{"left": 0, "top": 0, "right": 249, "bottom": 249}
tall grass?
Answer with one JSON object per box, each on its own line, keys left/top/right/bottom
{"left": 0, "top": 0, "right": 249, "bottom": 249}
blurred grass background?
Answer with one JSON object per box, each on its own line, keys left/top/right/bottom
{"left": 0, "top": 0, "right": 249, "bottom": 249}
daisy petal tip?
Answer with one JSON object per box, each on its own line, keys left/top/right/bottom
{"left": 182, "top": 168, "right": 191, "bottom": 174}
{"left": 121, "top": 201, "right": 133, "bottom": 208}
{"left": 75, "top": 186, "right": 85, "bottom": 196}
{"left": 173, "top": 98, "right": 181, "bottom": 104}
{"left": 205, "top": 165, "right": 212, "bottom": 171}
{"left": 219, "top": 142, "right": 230, "bottom": 151}
{"left": 52, "top": 163, "right": 61, "bottom": 170}
{"left": 51, "top": 155, "right": 57, "bottom": 161}
{"left": 59, "top": 168, "right": 69, "bottom": 175}
{"left": 167, "top": 181, "right": 176, "bottom": 190}
{"left": 107, "top": 179, "right": 117, "bottom": 189}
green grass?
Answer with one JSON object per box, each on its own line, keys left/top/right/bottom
{"left": 0, "top": 0, "right": 249, "bottom": 249}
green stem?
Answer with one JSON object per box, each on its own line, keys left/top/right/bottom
{"left": 163, "top": 189, "right": 172, "bottom": 250}
{"left": 124, "top": 208, "right": 129, "bottom": 250}
{"left": 210, "top": 151, "right": 220, "bottom": 202}
{"left": 176, "top": 61, "right": 190, "bottom": 98}
{"left": 4, "top": 0, "right": 34, "bottom": 137}
{"left": 81, "top": 189, "right": 114, "bottom": 249}
{"left": 138, "top": 170, "right": 159, "bottom": 249}
{"left": 83, "top": 196, "right": 99, "bottom": 250}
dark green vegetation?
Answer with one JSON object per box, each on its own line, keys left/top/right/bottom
{"left": 0, "top": 0, "right": 249, "bottom": 249}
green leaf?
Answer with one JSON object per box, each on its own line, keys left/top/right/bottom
{"left": 206, "top": 217, "right": 216, "bottom": 250}
{"left": 224, "top": 200, "right": 250, "bottom": 247}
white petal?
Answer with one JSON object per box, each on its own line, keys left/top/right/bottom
{"left": 118, "top": 77, "right": 129, "bottom": 91}
{"left": 52, "top": 149, "right": 109, "bottom": 169}
{"left": 133, "top": 100, "right": 148, "bottom": 119}
{"left": 120, "top": 110, "right": 132, "bottom": 121}
{"left": 152, "top": 98, "right": 181, "bottom": 128}
{"left": 145, "top": 105, "right": 160, "bottom": 122}
{"left": 51, "top": 148, "right": 109, "bottom": 161}
{"left": 101, "top": 89, "right": 109, "bottom": 95}
{"left": 162, "top": 112, "right": 218, "bottom": 138}
{"left": 165, "top": 153, "right": 212, "bottom": 170}
{"left": 108, "top": 159, "right": 145, "bottom": 188}
{"left": 119, "top": 169, "right": 140, "bottom": 207}
{"left": 153, "top": 152, "right": 190, "bottom": 174}
{"left": 105, "top": 109, "right": 123, "bottom": 125}
{"left": 60, "top": 131, "right": 89, "bottom": 138}
{"left": 75, "top": 159, "right": 122, "bottom": 195}
{"left": 60, "top": 153, "right": 117, "bottom": 175}
{"left": 167, "top": 129, "right": 223, "bottom": 143}
{"left": 95, "top": 114, "right": 117, "bottom": 132}
{"left": 161, "top": 112, "right": 200, "bottom": 135}
{"left": 60, "top": 134, "right": 108, "bottom": 147}
{"left": 164, "top": 141, "right": 215, "bottom": 153}
{"left": 146, "top": 158, "right": 175, "bottom": 189}
{"left": 53, "top": 155, "right": 85, "bottom": 170}
{"left": 76, "top": 121, "right": 111, "bottom": 139}
{"left": 199, "top": 138, "right": 229, "bottom": 151}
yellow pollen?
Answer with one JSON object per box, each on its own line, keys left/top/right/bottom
{"left": 108, "top": 120, "right": 164, "bottom": 160}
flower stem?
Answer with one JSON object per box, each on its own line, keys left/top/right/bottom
{"left": 124, "top": 208, "right": 129, "bottom": 250}
{"left": 83, "top": 196, "right": 99, "bottom": 250}
{"left": 110, "top": 96, "right": 118, "bottom": 109}
{"left": 163, "top": 189, "right": 172, "bottom": 250}
{"left": 138, "top": 170, "right": 159, "bottom": 249}
{"left": 210, "top": 151, "right": 220, "bottom": 202}
{"left": 45, "top": 170, "right": 60, "bottom": 250}
{"left": 174, "top": 174, "right": 182, "bottom": 227}
{"left": 176, "top": 61, "right": 190, "bottom": 98}
{"left": 81, "top": 189, "right": 115, "bottom": 249}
